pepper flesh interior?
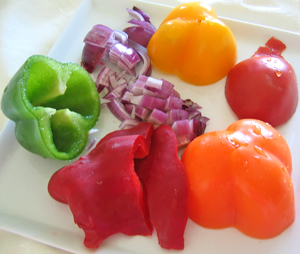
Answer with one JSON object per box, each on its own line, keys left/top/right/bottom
{"left": 26, "top": 60, "right": 98, "bottom": 154}
{"left": 50, "top": 109, "right": 88, "bottom": 154}
{"left": 26, "top": 60, "right": 68, "bottom": 106}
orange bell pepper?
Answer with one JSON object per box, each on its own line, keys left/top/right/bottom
{"left": 147, "top": 2, "right": 237, "bottom": 86}
{"left": 181, "top": 119, "right": 295, "bottom": 239}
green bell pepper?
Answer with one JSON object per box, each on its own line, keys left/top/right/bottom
{"left": 1, "top": 55, "right": 101, "bottom": 160}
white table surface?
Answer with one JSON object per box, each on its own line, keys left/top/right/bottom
{"left": 0, "top": 0, "right": 299, "bottom": 253}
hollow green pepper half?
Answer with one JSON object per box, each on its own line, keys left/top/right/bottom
{"left": 1, "top": 55, "right": 101, "bottom": 160}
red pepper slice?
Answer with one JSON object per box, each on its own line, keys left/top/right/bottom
{"left": 95, "top": 121, "right": 153, "bottom": 158}
{"left": 48, "top": 122, "right": 154, "bottom": 248}
{"left": 135, "top": 125, "right": 189, "bottom": 250}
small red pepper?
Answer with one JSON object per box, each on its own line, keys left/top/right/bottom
{"left": 135, "top": 125, "right": 189, "bottom": 250}
{"left": 48, "top": 122, "right": 154, "bottom": 248}
{"left": 225, "top": 37, "right": 298, "bottom": 127}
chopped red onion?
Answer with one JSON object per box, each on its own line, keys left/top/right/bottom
{"left": 113, "top": 30, "right": 129, "bottom": 46}
{"left": 96, "top": 66, "right": 116, "bottom": 89}
{"left": 81, "top": 25, "right": 116, "bottom": 72}
{"left": 123, "top": 27, "right": 154, "bottom": 48}
{"left": 165, "top": 109, "right": 189, "bottom": 126}
{"left": 80, "top": 7, "right": 209, "bottom": 148}
{"left": 104, "top": 90, "right": 119, "bottom": 100}
{"left": 135, "top": 105, "right": 150, "bottom": 120}
{"left": 126, "top": 8, "right": 145, "bottom": 21}
{"left": 85, "top": 137, "right": 97, "bottom": 151}
{"left": 110, "top": 44, "right": 140, "bottom": 69}
{"left": 130, "top": 105, "right": 136, "bottom": 118}
{"left": 136, "top": 50, "right": 152, "bottom": 76}
{"left": 83, "top": 25, "right": 115, "bottom": 47}
{"left": 183, "top": 99, "right": 199, "bottom": 109}
{"left": 123, "top": 6, "right": 156, "bottom": 48}
{"left": 108, "top": 43, "right": 141, "bottom": 76}
{"left": 145, "top": 77, "right": 163, "bottom": 92}
{"left": 81, "top": 7, "right": 154, "bottom": 76}
{"left": 88, "top": 128, "right": 99, "bottom": 135}
{"left": 161, "top": 79, "right": 175, "bottom": 91}
{"left": 81, "top": 44, "right": 106, "bottom": 73}
{"left": 110, "top": 76, "right": 127, "bottom": 89}
{"left": 128, "top": 39, "right": 147, "bottom": 53}
{"left": 188, "top": 110, "right": 201, "bottom": 120}
{"left": 172, "top": 89, "right": 181, "bottom": 98}
{"left": 112, "top": 83, "right": 128, "bottom": 98}
{"left": 130, "top": 75, "right": 147, "bottom": 95}
{"left": 119, "top": 118, "right": 141, "bottom": 130}
{"left": 172, "top": 120, "right": 191, "bottom": 136}
{"left": 147, "top": 109, "right": 168, "bottom": 125}
{"left": 117, "top": 59, "right": 136, "bottom": 76}
{"left": 164, "top": 96, "right": 183, "bottom": 111}
{"left": 86, "top": 129, "right": 100, "bottom": 151}
{"left": 94, "top": 66, "right": 209, "bottom": 147}
{"left": 125, "top": 103, "right": 134, "bottom": 114}
{"left": 127, "top": 19, "right": 156, "bottom": 34}
{"left": 107, "top": 99, "right": 132, "bottom": 122}
{"left": 121, "top": 91, "right": 134, "bottom": 104}
{"left": 200, "top": 116, "right": 210, "bottom": 124}
{"left": 130, "top": 95, "right": 167, "bottom": 111}
{"left": 189, "top": 118, "right": 202, "bottom": 135}
{"left": 131, "top": 82, "right": 144, "bottom": 95}
{"left": 132, "top": 6, "right": 151, "bottom": 23}
{"left": 115, "top": 70, "right": 126, "bottom": 80}
{"left": 100, "top": 97, "right": 111, "bottom": 105}
{"left": 176, "top": 134, "right": 197, "bottom": 149}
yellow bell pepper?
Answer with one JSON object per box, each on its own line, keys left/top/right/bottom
{"left": 147, "top": 2, "right": 237, "bottom": 86}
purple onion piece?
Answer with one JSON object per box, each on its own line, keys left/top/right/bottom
{"left": 121, "top": 91, "right": 134, "bottom": 104}
{"left": 128, "top": 19, "right": 156, "bottom": 34}
{"left": 113, "top": 30, "right": 129, "bottom": 46}
{"left": 119, "top": 118, "right": 141, "bottom": 130}
{"left": 107, "top": 99, "right": 132, "bottom": 122}
{"left": 123, "top": 26, "right": 154, "bottom": 48}
{"left": 81, "top": 44, "right": 106, "bottom": 73}
{"left": 96, "top": 66, "right": 116, "bottom": 88}
{"left": 136, "top": 50, "right": 152, "bottom": 76}
{"left": 126, "top": 8, "right": 145, "bottom": 21}
{"left": 171, "top": 120, "right": 191, "bottom": 136}
{"left": 109, "top": 43, "right": 141, "bottom": 75}
{"left": 147, "top": 109, "right": 168, "bottom": 125}
{"left": 123, "top": 6, "right": 156, "bottom": 49}
{"left": 165, "top": 109, "right": 189, "bottom": 126}
{"left": 130, "top": 95, "right": 167, "bottom": 111}
{"left": 83, "top": 24, "right": 115, "bottom": 47}
{"left": 176, "top": 134, "right": 197, "bottom": 149}
{"left": 165, "top": 96, "right": 183, "bottom": 111}
{"left": 144, "top": 77, "right": 163, "bottom": 92}
{"left": 133, "top": 6, "right": 151, "bottom": 22}
{"left": 135, "top": 105, "right": 150, "bottom": 120}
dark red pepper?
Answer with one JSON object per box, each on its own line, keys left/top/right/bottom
{"left": 48, "top": 122, "right": 154, "bottom": 248}
{"left": 48, "top": 123, "right": 189, "bottom": 249}
{"left": 135, "top": 124, "right": 189, "bottom": 250}
{"left": 225, "top": 37, "right": 298, "bottom": 127}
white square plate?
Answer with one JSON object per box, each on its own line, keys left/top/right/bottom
{"left": 0, "top": 0, "right": 300, "bottom": 253}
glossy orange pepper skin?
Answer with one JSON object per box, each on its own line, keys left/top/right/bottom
{"left": 147, "top": 2, "right": 237, "bottom": 86}
{"left": 181, "top": 119, "right": 295, "bottom": 239}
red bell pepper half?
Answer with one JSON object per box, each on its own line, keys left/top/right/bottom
{"left": 48, "top": 122, "right": 154, "bottom": 248}
{"left": 135, "top": 124, "right": 189, "bottom": 250}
